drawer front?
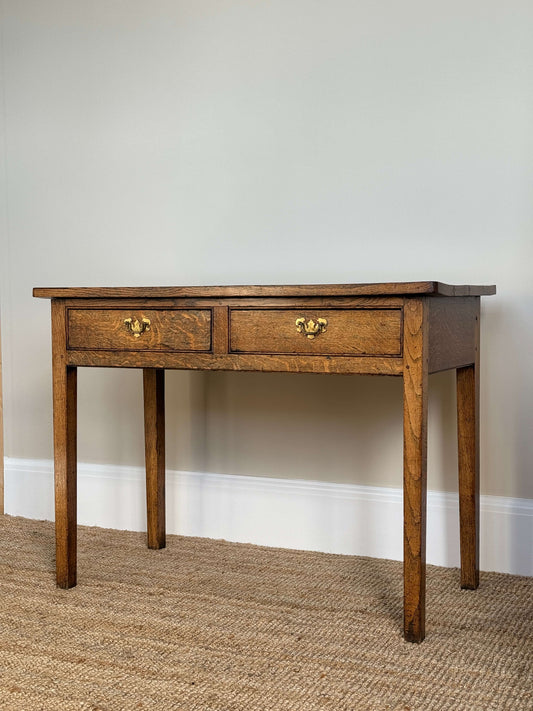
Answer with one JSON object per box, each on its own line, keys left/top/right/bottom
{"left": 229, "top": 308, "right": 402, "bottom": 356}
{"left": 68, "top": 309, "right": 211, "bottom": 351}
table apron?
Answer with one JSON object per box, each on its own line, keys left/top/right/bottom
{"left": 65, "top": 350, "right": 404, "bottom": 376}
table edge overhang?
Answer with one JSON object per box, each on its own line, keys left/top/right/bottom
{"left": 33, "top": 281, "right": 496, "bottom": 300}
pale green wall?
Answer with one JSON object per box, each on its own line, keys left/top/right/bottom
{"left": 1, "top": 1, "right": 532, "bottom": 498}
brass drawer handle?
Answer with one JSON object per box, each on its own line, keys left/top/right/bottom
{"left": 295, "top": 317, "right": 327, "bottom": 339}
{"left": 124, "top": 317, "right": 151, "bottom": 338}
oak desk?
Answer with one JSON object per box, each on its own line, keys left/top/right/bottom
{"left": 34, "top": 281, "right": 496, "bottom": 643}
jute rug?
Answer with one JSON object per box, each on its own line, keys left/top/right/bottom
{"left": 0, "top": 516, "right": 531, "bottom": 710}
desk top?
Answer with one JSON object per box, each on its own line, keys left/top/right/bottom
{"left": 33, "top": 281, "right": 496, "bottom": 299}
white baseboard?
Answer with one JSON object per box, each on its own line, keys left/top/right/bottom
{"left": 4, "top": 457, "right": 532, "bottom": 576}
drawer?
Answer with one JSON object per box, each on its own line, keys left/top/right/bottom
{"left": 229, "top": 308, "right": 402, "bottom": 356}
{"left": 67, "top": 308, "right": 211, "bottom": 351}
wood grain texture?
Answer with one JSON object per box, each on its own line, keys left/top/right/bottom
{"left": 66, "top": 350, "right": 404, "bottom": 376}
{"left": 63, "top": 296, "right": 405, "bottom": 310}
{"left": 68, "top": 308, "right": 211, "bottom": 352}
{"left": 457, "top": 299, "right": 480, "bottom": 589}
{"left": 428, "top": 297, "right": 479, "bottom": 373}
{"left": 212, "top": 306, "right": 229, "bottom": 355}
{"left": 229, "top": 308, "right": 402, "bottom": 356}
{"left": 402, "top": 298, "right": 429, "bottom": 643}
{"left": 143, "top": 369, "right": 165, "bottom": 550}
{"left": 52, "top": 300, "right": 78, "bottom": 588}
{"left": 33, "top": 282, "right": 497, "bottom": 300}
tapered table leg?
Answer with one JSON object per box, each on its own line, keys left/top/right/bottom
{"left": 143, "top": 368, "right": 165, "bottom": 549}
{"left": 457, "top": 364, "right": 479, "bottom": 588}
{"left": 402, "top": 299, "right": 428, "bottom": 643}
{"left": 457, "top": 303, "right": 480, "bottom": 589}
{"left": 52, "top": 301, "right": 77, "bottom": 588}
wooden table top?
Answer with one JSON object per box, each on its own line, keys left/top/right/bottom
{"left": 33, "top": 281, "right": 496, "bottom": 299}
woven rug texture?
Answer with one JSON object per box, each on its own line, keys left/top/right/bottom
{"left": 0, "top": 515, "right": 531, "bottom": 710}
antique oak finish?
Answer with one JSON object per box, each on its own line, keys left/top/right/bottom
{"left": 34, "top": 281, "right": 495, "bottom": 643}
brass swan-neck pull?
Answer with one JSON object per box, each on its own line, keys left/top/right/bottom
{"left": 295, "top": 317, "right": 328, "bottom": 339}
{"left": 124, "top": 317, "right": 151, "bottom": 338}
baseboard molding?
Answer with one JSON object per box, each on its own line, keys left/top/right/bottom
{"left": 4, "top": 457, "right": 532, "bottom": 576}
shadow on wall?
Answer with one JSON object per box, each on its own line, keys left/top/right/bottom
{"left": 77, "top": 368, "right": 210, "bottom": 472}
{"left": 204, "top": 371, "right": 403, "bottom": 485}
{"left": 75, "top": 365, "right": 469, "bottom": 496}
{"left": 203, "top": 369, "right": 459, "bottom": 491}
